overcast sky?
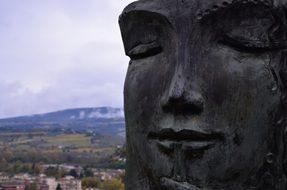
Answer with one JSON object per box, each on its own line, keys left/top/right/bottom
{"left": 0, "top": 0, "right": 134, "bottom": 118}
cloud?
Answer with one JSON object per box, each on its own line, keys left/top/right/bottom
{"left": 0, "top": 0, "right": 134, "bottom": 118}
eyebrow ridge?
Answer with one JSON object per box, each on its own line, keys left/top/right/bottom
{"left": 196, "top": 0, "right": 273, "bottom": 21}
{"left": 119, "top": 9, "right": 171, "bottom": 25}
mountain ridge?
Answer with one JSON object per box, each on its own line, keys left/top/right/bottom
{"left": 0, "top": 107, "right": 125, "bottom": 137}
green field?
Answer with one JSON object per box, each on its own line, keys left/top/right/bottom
{"left": 0, "top": 131, "right": 125, "bottom": 166}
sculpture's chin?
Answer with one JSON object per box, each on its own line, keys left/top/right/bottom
{"left": 160, "top": 177, "right": 201, "bottom": 190}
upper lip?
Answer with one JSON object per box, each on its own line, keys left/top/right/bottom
{"left": 147, "top": 128, "right": 225, "bottom": 142}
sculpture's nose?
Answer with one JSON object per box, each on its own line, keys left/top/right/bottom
{"left": 161, "top": 89, "right": 204, "bottom": 116}
{"left": 161, "top": 69, "right": 204, "bottom": 116}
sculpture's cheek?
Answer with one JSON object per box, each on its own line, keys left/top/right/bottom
{"left": 124, "top": 52, "right": 176, "bottom": 114}
{"left": 179, "top": 48, "right": 282, "bottom": 187}
{"left": 200, "top": 47, "right": 277, "bottom": 120}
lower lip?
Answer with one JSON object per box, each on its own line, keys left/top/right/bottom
{"left": 160, "top": 177, "right": 201, "bottom": 190}
{"left": 156, "top": 140, "right": 216, "bottom": 151}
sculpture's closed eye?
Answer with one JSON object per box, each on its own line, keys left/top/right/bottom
{"left": 220, "top": 34, "right": 287, "bottom": 53}
{"left": 127, "top": 41, "right": 162, "bottom": 60}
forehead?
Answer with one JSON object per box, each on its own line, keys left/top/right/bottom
{"left": 120, "top": 0, "right": 285, "bottom": 23}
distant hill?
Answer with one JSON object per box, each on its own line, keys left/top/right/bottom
{"left": 0, "top": 107, "right": 126, "bottom": 137}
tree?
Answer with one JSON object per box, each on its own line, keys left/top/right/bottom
{"left": 81, "top": 177, "right": 101, "bottom": 188}
{"left": 56, "top": 184, "right": 62, "bottom": 190}
{"left": 101, "top": 179, "right": 124, "bottom": 190}
{"left": 33, "top": 163, "right": 44, "bottom": 175}
{"left": 25, "top": 183, "right": 38, "bottom": 190}
{"left": 69, "top": 169, "right": 79, "bottom": 178}
{"left": 82, "top": 168, "right": 94, "bottom": 177}
{"left": 45, "top": 166, "right": 58, "bottom": 177}
{"left": 118, "top": 171, "right": 125, "bottom": 184}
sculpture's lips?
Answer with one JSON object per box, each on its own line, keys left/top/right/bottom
{"left": 148, "top": 128, "right": 225, "bottom": 152}
{"left": 147, "top": 128, "right": 225, "bottom": 142}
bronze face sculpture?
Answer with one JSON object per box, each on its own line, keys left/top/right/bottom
{"left": 119, "top": 0, "right": 287, "bottom": 189}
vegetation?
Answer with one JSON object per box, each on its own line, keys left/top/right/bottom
{"left": 56, "top": 184, "right": 62, "bottom": 190}
{"left": 0, "top": 131, "right": 124, "bottom": 167}
{"left": 82, "top": 177, "right": 124, "bottom": 190}
{"left": 82, "top": 177, "right": 101, "bottom": 188}
{"left": 0, "top": 129, "right": 126, "bottom": 190}
{"left": 0, "top": 161, "right": 44, "bottom": 176}
{"left": 102, "top": 179, "right": 124, "bottom": 190}
{"left": 25, "top": 183, "right": 38, "bottom": 190}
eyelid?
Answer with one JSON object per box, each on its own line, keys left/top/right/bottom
{"left": 127, "top": 41, "right": 163, "bottom": 60}
{"left": 220, "top": 35, "right": 287, "bottom": 53}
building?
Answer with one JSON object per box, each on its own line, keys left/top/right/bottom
{"left": 44, "top": 178, "right": 57, "bottom": 190}
{"left": 39, "top": 184, "right": 49, "bottom": 190}
{"left": 93, "top": 169, "right": 124, "bottom": 181}
{"left": 57, "top": 176, "right": 81, "bottom": 190}
{"left": 0, "top": 183, "right": 25, "bottom": 190}
{"left": 0, "top": 176, "right": 9, "bottom": 183}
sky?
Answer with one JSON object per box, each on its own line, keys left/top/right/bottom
{"left": 0, "top": 0, "right": 135, "bottom": 118}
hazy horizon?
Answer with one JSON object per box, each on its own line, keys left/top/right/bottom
{"left": 0, "top": 0, "right": 134, "bottom": 118}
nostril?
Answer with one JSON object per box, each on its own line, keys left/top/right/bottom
{"left": 162, "top": 97, "right": 204, "bottom": 116}
{"left": 182, "top": 100, "right": 203, "bottom": 115}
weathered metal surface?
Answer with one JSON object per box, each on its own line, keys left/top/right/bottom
{"left": 119, "top": 0, "right": 287, "bottom": 189}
